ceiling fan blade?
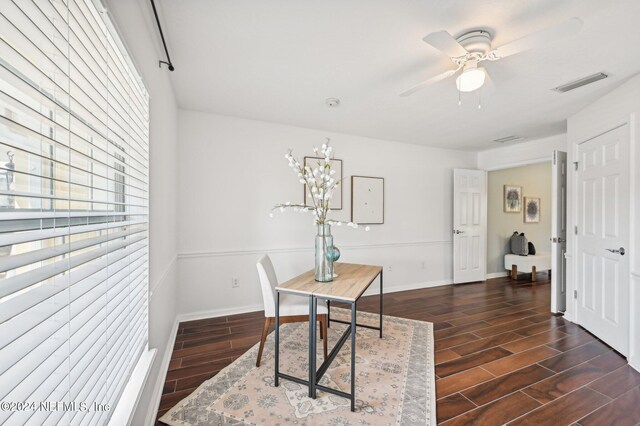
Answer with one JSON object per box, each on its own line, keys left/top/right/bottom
{"left": 491, "top": 17, "right": 583, "bottom": 59}
{"left": 423, "top": 30, "right": 468, "bottom": 58}
{"left": 400, "top": 68, "right": 459, "bottom": 97}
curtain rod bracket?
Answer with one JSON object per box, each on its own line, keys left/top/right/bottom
{"left": 159, "top": 60, "right": 174, "bottom": 71}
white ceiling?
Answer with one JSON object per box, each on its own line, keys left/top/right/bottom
{"left": 158, "top": 0, "right": 640, "bottom": 150}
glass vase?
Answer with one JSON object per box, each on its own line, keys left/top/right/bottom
{"left": 315, "top": 223, "right": 334, "bottom": 282}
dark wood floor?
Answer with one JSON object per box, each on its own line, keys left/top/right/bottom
{"left": 156, "top": 274, "right": 640, "bottom": 425}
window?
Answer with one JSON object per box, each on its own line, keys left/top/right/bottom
{"left": 0, "top": 0, "right": 149, "bottom": 424}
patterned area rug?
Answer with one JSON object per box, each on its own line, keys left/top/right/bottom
{"left": 159, "top": 308, "right": 435, "bottom": 425}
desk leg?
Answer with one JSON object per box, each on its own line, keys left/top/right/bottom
{"left": 275, "top": 291, "right": 280, "bottom": 387}
{"left": 327, "top": 300, "right": 331, "bottom": 328}
{"left": 350, "top": 301, "right": 357, "bottom": 412}
{"left": 309, "top": 296, "right": 317, "bottom": 398}
{"left": 379, "top": 270, "right": 383, "bottom": 338}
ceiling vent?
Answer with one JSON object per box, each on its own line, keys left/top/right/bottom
{"left": 493, "top": 135, "right": 524, "bottom": 143}
{"left": 553, "top": 72, "right": 608, "bottom": 93}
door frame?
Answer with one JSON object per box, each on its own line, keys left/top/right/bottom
{"left": 480, "top": 157, "right": 552, "bottom": 281}
{"left": 551, "top": 150, "right": 567, "bottom": 314}
{"left": 484, "top": 155, "right": 569, "bottom": 301}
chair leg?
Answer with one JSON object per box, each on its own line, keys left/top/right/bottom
{"left": 256, "top": 317, "right": 271, "bottom": 367}
{"left": 319, "top": 315, "right": 328, "bottom": 360}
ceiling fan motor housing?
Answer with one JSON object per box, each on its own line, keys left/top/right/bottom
{"left": 456, "top": 30, "right": 492, "bottom": 55}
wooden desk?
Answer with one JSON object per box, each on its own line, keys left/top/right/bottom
{"left": 274, "top": 262, "right": 383, "bottom": 412}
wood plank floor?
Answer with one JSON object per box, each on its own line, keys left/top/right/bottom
{"left": 155, "top": 274, "right": 640, "bottom": 425}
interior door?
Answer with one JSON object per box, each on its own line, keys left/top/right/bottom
{"left": 576, "top": 124, "right": 630, "bottom": 355}
{"left": 551, "top": 151, "right": 567, "bottom": 313}
{"left": 453, "top": 169, "right": 487, "bottom": 284}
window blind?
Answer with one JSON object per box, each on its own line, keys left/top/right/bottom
{"left": 0, "top": 1, "right": 149, "bottom": 425}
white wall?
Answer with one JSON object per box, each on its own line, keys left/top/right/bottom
{"left": 477, "top": 134, "right": 566, "bottom": 171}
{"left": 104, "top": 0, "right": 180, "bottom": 424}
{"left": 487, "top": 162, "right": 552, "bottom": 275}
{"left": 566, "top": 74, "right": 640, "bottom": 372}
{"left": 177, "top": 111, "right": 476, "bottom": 317}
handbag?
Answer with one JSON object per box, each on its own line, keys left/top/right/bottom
{"left": 528, "top": 241, "right": 536, "bottom": 255}
{"left": 510, "top": 232, "right": 529, "bottom": 256}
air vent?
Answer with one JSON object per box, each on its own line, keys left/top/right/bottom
{"left": 493, "top": 135, "right": 524, "bottom": 143}
{"left": 553, "top": 72, "right": 608, "bottom": 93}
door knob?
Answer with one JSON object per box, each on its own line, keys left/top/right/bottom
{"left": 453, "top": 229, "right": 465, "bottom": 234}
{"left": 605, "top": 247, "right": 625, "bottom": 255}
{"left": 551, "top": 237, "right": 566, "bottom": 243}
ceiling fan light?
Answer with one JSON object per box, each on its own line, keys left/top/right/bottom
{"left": 456, "top": 67, "right": 486, "bottom": 92}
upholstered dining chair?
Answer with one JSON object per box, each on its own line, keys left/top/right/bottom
{"left": 255, "top": 254, "right": 328, "bottom": 367}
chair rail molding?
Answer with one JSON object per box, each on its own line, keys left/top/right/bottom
{"left": 177, "top": 239, "right": 452, "bottom": 259}
{"left": 150, "top": 254, "right": 178, "bottom": 296}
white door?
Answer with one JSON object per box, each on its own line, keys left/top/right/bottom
{"left": 576, "top": 124, "right": 630, "bottom": 355}
{"left": 551, "top": 151, "right": 567, "bottom": 313}
{"left": 453, "top": 169, "right": 487, "bottom": 284}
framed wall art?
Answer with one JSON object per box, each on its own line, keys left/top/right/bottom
{"left": 351, "top": 176, "right": 384, "bottom": 224}
{"left": 524, "top": 197, "right": 540, "bottom": 223}
{"left": 303, "top": 157, "right": 343, "bottom": 209}
{"left": 504, "top": 185, "right": 522, "bottom": 213}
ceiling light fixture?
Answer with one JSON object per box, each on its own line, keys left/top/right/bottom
{"left": 456, "top": 62, "right": 486, "bottom": 92}
{"left": 325, "top": 98, "right": 340, "bottom": 108}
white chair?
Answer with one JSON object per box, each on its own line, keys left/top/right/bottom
{"left": 255, "top": 254, "right": 328, "bottom": 367}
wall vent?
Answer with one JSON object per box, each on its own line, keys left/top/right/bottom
{"left": 553, "top": 72, "right": 608, "bottom": 93}
{"left": 493, "top": 135, "right": 524, "bottom": 143}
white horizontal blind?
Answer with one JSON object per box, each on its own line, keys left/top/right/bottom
{"left": 0, "top": 1, "right": 149, "bottom": 425}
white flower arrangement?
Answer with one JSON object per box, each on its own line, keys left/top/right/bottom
{"left": 271, "top": 138, "right": 370, "bottom": 231}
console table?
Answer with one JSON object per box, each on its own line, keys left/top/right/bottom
{"left": 274, "top": 262, "right": 383, "bottom": 411}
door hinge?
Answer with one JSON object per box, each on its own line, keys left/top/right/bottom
{"left": 574, "top": 226, "right": 578, "bottom": 235}
{"left": 574, "top": 290, "right": 578, "bottom": 299}
{"left": 573, "top": 161, "right": 579, "bottom": 171}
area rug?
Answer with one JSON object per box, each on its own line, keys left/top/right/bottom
{"left": 159, "top": 308, "right": 435, "bottom": 425}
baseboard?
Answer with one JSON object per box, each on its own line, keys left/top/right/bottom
{"left": 486, "top": 271, "right": 509, "bottom": 280}
{"left": 177, "top": 303, "right": 266, "bottom": 323}
{"left": 144, "top": 319, "right": 180, "bottom": 426}
{"left": 629, "top": 358, "right": 640, "bottom": 374}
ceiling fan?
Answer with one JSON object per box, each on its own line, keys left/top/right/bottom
{"left": 400, "top": 17, "right": 583, "bottom": 97}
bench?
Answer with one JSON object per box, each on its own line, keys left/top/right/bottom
{"left": 504, "top": 252, "right": 551, "bottom": 282}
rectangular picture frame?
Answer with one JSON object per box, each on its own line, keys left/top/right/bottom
{"left": 351, "top": 175, "right": 384, "bottom": 224}
{"left": 504, "top": 184, "right": 522, "bottom": 213}
{"left": 303, "top": 157, "right": 343, "bottom": 210}
{"left": 524, "top": 197, "right": 541, "bottom": 223}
